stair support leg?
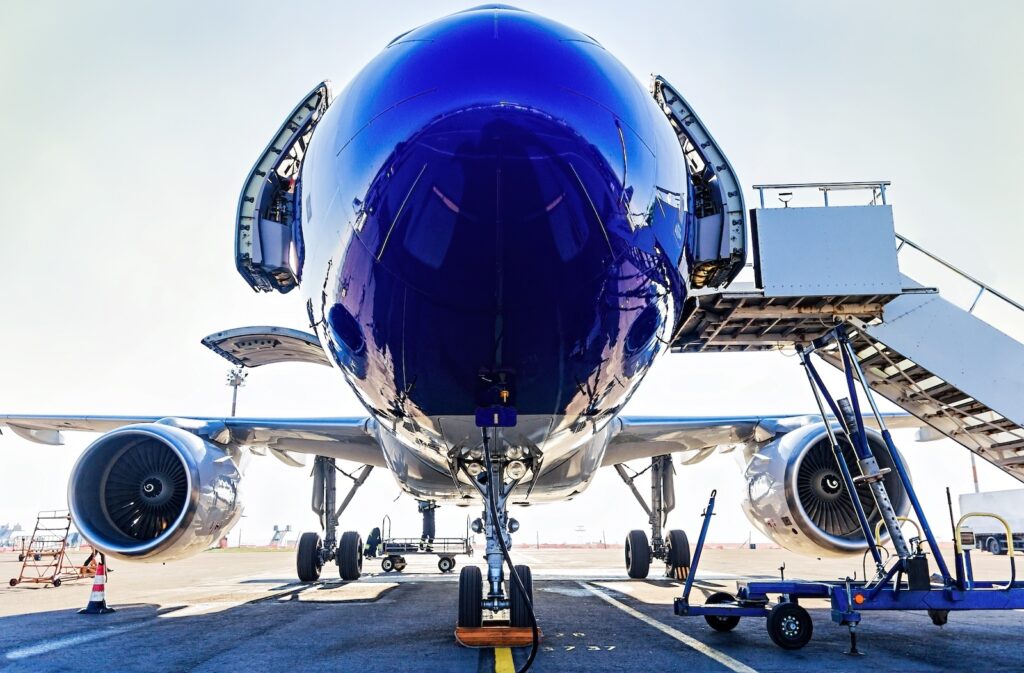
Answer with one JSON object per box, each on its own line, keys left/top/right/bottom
{"left": 799, "top": 346, "right": 884, "bottom": 570}
{"left": 841, "top": 339, "right": 954, "bottom": 583}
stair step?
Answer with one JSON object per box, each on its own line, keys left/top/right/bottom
{"left": 971, "top": 418, "right": 1023, "bottom": 434}
{"left": 989, "top": 438, "right": 1024, "bottom": 453}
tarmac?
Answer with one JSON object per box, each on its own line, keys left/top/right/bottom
{"left": 1, "top": 546, "right": 1023, "bottom": 672}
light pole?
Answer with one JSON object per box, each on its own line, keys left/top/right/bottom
{"left": 237, "top": 514, "right": 248, "bottom": 548}
{"left": 226, "top": 368, "right": 248, "bottom": 417}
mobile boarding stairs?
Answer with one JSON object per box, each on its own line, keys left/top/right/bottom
{"left": 670, "top": 180, "right": 1024, "bottom": 649}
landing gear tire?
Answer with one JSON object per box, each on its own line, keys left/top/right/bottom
{"left": 458, "top": 565, "right": 483, "bottom": 628}
{"left": 509, "top": 564, "right": 534, "bottom": 628}
{"left": 928, "top": 608, "right": 950, "bottom": 626}
{"left": 296, "top": 532, "right": 323, "bottom": 582}
{"left": 337, "top": 531, "right": 363, "bottom": 581}
{"left": 704, "top": 592, "right": 740, "bottom": 632}
{"left": 438, "top": 557, "right": 455, "bottom": 573}
{"left": 666, "top": 529, "right": 691, "bottom": 579}
{"left": 381, "top": 557, "right": 395, "bottom": 572}
{"left": 767, "top": 602, "right": 813, "bottom": 650}
{"left": 625, "top": 530, "right": 651, "bottom": 579}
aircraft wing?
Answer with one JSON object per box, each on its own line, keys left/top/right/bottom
{"left": 602, "top": 413, "right": 926, "bottom": 466}
{"left": 0, "top": 414, "right": 385, "bottom": 467}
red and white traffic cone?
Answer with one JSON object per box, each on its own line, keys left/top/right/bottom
{"left": 78, "top": 560, "right": 114, "bottom": 615}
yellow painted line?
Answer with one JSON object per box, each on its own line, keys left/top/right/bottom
{"left": 494, "top": 647, "right": 515, "bottom": 673}
{"left": 578, "top": 581, "right": 759, "bottom": 673}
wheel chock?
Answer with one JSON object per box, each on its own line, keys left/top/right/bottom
{"left": 455, "top": 623, "right": 540, "bottom": 648}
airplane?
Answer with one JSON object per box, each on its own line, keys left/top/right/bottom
{"left": 1, "top": 4, "right": 941, "bottom": 645}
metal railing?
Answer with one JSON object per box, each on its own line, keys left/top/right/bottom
{"left": 753, "top": 181, "right": 890, "bottom": 208}
{"left": 895, "top": 234, "right": 1024, "bottom": 315}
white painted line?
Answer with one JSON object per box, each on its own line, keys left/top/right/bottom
{"left": 5, "top": 621, "right": 149, "bottom": 661}
{"left": 578, "top": 581, "right": 759, "bottom": 673}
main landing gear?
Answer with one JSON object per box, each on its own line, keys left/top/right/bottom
{"left": 296, "top": 457, "right": 373, "bottom": 583}
{"left": 616, "top": 455, "right": 691, "bottom": 579}
{"left": 455, "top": 429, "right": 536, "bottom": 630}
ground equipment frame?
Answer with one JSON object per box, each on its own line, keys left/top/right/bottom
{"left": 674, "top": 326, "right": 1024, "bottom": 650}
{"left": 374, "top": 514, "right": 474, "bottom": 574}
{"left": 9, "top": 510, "right": 97, "bottom": 588}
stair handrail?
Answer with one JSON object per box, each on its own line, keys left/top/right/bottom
{"left": 895, "top": 234, "right": 1024, "bottom": 315}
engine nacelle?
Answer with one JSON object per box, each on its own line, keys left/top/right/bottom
{"left": 68, "top": 423, "right": 244, "bottom": 561}
{"left": 741, "top": 422, "right": 909, "bottom": 556}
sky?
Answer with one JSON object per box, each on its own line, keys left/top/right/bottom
{"left": 1, "top": 1, "right": 1022, "bottom": 551}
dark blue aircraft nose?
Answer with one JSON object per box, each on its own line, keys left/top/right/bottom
{"left": 316, "top": 6, "right": 680, "bottom": 304}
{"left": 308, "top": 6, "right": 687, "bottom": 417}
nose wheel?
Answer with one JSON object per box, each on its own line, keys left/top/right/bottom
{"left": 458, "top": 566, "right": 483, "bottom": 627}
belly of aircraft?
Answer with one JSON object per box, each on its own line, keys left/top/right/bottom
{"left": 374, "top": 414, "right": 614, "bottom": 503}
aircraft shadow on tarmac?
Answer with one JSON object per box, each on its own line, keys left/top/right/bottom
{"left": 2, "top": 579, "right": 1024, "bottom": 673}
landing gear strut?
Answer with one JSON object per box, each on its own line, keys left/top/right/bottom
{"left": 456, "top": 428, "right": 535, "bottom": 630}
{"left": 296, "top": 457, "right": 372, "bottom": 582}
{"left": 615, "top": 455, "right": 690, "bottom": 579}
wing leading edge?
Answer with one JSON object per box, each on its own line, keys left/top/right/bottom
{"left": 0, "top": 414, "right": 385, "bottom": 467}
{"left": 603, "top": 413, "right": 926, "bottom": 466}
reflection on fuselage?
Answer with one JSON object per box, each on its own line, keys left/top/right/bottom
{"left": 299, "top": 7, "right": 692, "bottom": 501}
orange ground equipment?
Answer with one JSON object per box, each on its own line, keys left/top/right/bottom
{"left": 8, "top": 510, "right": 97, "bottom": 587}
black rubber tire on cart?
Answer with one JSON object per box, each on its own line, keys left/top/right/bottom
{"left": 338, "top": 531, "right": 363, "bottom": 581}
{"left": 766, "top": 602, "right": 813, "bottom": 649}
{"left": 458, "top": 565, "right": 483, "bottom": 628}
{"left": 928, "top": 608, "right": 950, "bottom": 626}
{"left": 393, "top": 556, "right": 407, "bottom": 572}
{"left": 8, "top": 579, "right": 16, "bottom": 587}
{"left": 296, "top": 532, "right": 323, "bottom": 582}
{"left": 666, "top": 529, "right": 691, "bottom": 578}
{"left": 987, "top": 537, "right": 1002, "bottom": 555}
{"left": 381, "top": 557, "right": 395, "bottom": 572}
{"left": 17, "top": 554, "right": 24, "bottom": 562}
{"left": 52, "top": 578, "right": 61, "bottom": 588}
{"left": 704, "top": 591, "right": 741, "bottom": 632}
{"left": 625, "top": 530, "right": 651, "bottom": 579}
{"left": 438, "top": 556, "right": 455, "bottom": 573}
{"left": 510, "top": 564, "right": 534, "bottom": 628}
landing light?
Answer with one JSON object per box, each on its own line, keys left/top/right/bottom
{"left": 506, "top": 460, "right": 527, "bottom": 480}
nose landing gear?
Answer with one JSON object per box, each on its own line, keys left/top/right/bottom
{"left": 454, "top": 428, "right": 539, "bottom": 662}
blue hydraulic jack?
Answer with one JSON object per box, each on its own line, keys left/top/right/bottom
{"left": 674, "top": 325, "right": 1023, "bottom": 651}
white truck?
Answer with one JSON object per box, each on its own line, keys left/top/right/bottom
{"left": 959, "top": 489, "right": 1024, "bottom": 555}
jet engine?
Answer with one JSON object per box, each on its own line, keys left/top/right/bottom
{"left": 741, "top": 422, "right": 909, "bottom": 556}
{"left": 68, "top": 423, "right": 244, "bottom": 561}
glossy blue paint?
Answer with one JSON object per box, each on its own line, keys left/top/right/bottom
{"left": 299, "top": 6, "right": 690, "bottom": 447}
